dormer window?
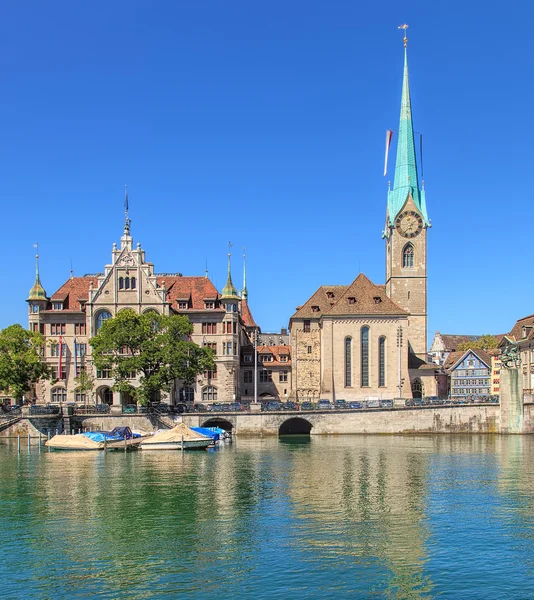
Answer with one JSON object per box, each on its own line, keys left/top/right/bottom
{"left": 311, "top": 305, "right": 320, "bottom": 312}
{"left": 178, "top": 302, "right": 188, "bottom": 310}
{"left": 373, "top": 296, "right": 382, "bottom": 304}
{"left": 53, "top": 303, "right": 63, "bottom": 310}
{"left": 279, "top": 355, "right": 288, "bottom": 362}
{"left": 260, "top": 354, "right": 273, "bottom": 362}
{"left": 327, "top": 291, "right": 335, "bottom": 299}
{"left": 204, "top": 301, "right": 215, "bottom": 309}
{"left": 348, "top": 297, "right": 356, "bottom": 305}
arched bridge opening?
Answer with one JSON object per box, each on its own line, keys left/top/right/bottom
{"left": 279, "top": 417, "right": 313, "bottom": 436}
{"left": 201, "top": 418, "right": 233, "bottom": 432}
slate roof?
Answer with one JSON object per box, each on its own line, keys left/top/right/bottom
{"left": 290, "top": 274, "right": 406, "bottom": 321}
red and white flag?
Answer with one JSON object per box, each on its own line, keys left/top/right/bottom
{"left": 384, "top": 130, "right": 393, "bottom": 176}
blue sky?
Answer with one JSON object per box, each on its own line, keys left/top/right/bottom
{"left": 1, "top": 1, "right": 533, "bottom": 343}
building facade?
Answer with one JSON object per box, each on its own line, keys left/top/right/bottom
{"left": 445, "top": 349, "right": 492, "bottom": 400}
{"left": 27, "top": 219, "right": 259, "bottom": 407}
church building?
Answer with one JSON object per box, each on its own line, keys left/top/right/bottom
{"left": 289, "top": 40, "right": 438, "bottom": 402}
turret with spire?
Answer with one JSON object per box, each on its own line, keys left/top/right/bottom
{"left": 386, "top": 26, "right": 429, "bottom": 228}
{"left": 221, "top": 243, "right": 239, "bottom": 302}
{"left": 27, "top": 245, "right": 48, "bottom": 303}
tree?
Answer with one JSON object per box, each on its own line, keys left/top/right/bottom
{"left": 457, "top": 335, "right": 499, "bottom": 352}
{"left": 89, "top": 310, "right": 215, "bottom": 405}
{"left": 0, "top": 324, "right": 51, "bottom": 402}
{"left": 74, "top": 369, "right": 95, "bottom": 404}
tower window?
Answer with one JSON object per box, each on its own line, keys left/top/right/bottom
{"left": 403, "top": 244, "right": 414, "bottom": 268}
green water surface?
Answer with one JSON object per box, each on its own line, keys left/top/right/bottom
{"left": 1, "top": 435, "right": 533, "bottom": 599}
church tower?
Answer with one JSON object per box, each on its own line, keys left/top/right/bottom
{"left": 385, "top": 32, "right": 430, "bottom": 359}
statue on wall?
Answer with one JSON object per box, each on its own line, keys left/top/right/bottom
{"left": 501, "top": 344, "right": 521, "bottom": 369}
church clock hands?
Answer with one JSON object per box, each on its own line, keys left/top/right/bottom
{"left": 395, "top": 210, "right": 423, "bottom": 238}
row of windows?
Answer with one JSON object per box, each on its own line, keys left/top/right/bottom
{"left": 50, "top": 343, "right": 87, "bottom": 357}
{"left": 118, "top": 277, "right": 136, "bottom": 290}
{"left": 51, "top": 323, "right": 87, "bottom": 335}
{"left": 344, "top": 331, "right": 386, "bottom": 388}
{"left": 452, "top": 388, "right": 490, "bottom": 395}
{"left": 452, "top": 378, "right": 489, "bottom": 386}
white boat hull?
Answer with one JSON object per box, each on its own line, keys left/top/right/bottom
{"left": 140, "top": 438, "right": 212, "bottom": 451}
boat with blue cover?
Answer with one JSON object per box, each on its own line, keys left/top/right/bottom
{"left": 45, "top": 427, "right": 147, "bottom": 450}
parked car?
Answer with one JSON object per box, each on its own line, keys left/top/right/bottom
{"left": 210, "top": 403, "right": 223, "bottom": 412}
{"left": 123, "top": 404, "right": 136, "bottom": 414}
{"left": 220, "top": 403, "right": 232, "bottom": 412}
{"left": 380, "top": 399, "right": 394, "bottom": 408}
{"left": 266, "top": 401, "right": 282, "bottom": 411}
{"left": 300, "top": 401, "right": 314, "bottom": 411}
{"left": 228, "top": 402, "right": 243, "bottom": 411}
{"left": 96, "top": 403, "right": 110, "bottom": 414}
{"left": 193, "top": 403, "right": 209, "bottom": 412}
{"left": 364, "top": 397, "right": 380, "bottom": 408}
{"left": 349, "top": 401, "right": 362, "bottom": 409}
{"left": 283, "top": 401, "right": 298, "bottom": 411}
{"left": 334, "top": 399, "right": 347, "bottom": 409}
{"left": 318, "top": 399, "right": 332, "bottom": 410}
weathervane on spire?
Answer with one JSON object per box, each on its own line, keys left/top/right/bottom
{"left": 124, "top": 185, "right": 131, "bottom": 234}
{"left": 398, "top": 23, "right": 408, "bottom": 48}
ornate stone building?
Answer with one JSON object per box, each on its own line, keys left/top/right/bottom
{"left": 27, "top": 215, "right": 259, "bottom": 407}
{"left": 289, "top": 44, "right": 438, "bottom": 402}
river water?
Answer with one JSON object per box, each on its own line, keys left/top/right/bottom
{"left": 1, "top": 435, "right": 534, "bottom": 599}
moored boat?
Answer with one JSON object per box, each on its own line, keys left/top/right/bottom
{"left": 140, "top": 423, "right": 212, "bottom": 451}
{"left": 45, "top": 427, "right": 145, "bottom": 451}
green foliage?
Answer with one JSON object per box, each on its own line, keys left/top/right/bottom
{"left": 457, "top": 335, "right": 499, "bottom": 352}
{"left": 0, "top": 324, "right": 51, "bottom": 401}
{"left": 89, "top": 310, "right": 215, "bottom": 405}
{"left": 74, "top": 369, "right": 95, "bottom": 402}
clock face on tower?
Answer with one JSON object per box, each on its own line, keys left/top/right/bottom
{"left": 395, "top": 210, "right": 424, "bottom": 238}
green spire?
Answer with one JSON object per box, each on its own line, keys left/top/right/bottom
{"left": 221, "top": 249, "right": 239, "bottom": 299}
{"left": 387, "top": 47, "right": 428, "bottom": 227}
{"left": 27, "top": 249, "right": 48, "bottom": 302}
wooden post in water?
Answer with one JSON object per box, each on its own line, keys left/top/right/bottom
{"left": 47, "top": 431, "right": 50, "bottom": 441}
{"left": 39, "top": 432, "right": 42, "bottom": 445}
{"left": 104, "top": 438, "right": 107, "bottom": 452}
{"left": 28, "top": 433, "right": 31, "bottom": 450}
{"left": 124, "top": 437, "right": 127, "bottom": 452}
{"left": 17, "top": 436, "right": 20, "bottom": 454}
{"left": 181, "top": 435, "right": 184, "bottom": 455}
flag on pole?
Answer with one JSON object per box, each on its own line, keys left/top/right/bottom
{"left": 59, "top": 336, "right": 63, "bottom": 380}
{"left": 384, "top": 130, "right": 393, "bottom": 176}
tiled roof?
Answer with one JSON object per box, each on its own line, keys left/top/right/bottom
{"left": 507, "top": 314, "right": 534, "bottom": 342}
{"left": 257, "top": 345, "right": 291, "bottom": 366}
{"left": 241, "top": 298, "right": 257, "bottom": 328}
{"left": 50, "top": 276, "right": 99, "bottom": 310}
{"left": 160, "top": 276, "right": 222, "bottom": 312}
{"left": 439, "top": 334, "right": 481, "bottom": 351}
{"left": 290, "top": 274, "right": 406, "bottom": 321}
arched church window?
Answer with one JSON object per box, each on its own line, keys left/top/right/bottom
{"left": 125, "top": 277, "right": 130, "bottom": 289}
{"left": 130, "top": 277, "right": 136, "bottom": 290}
{"left": 403, "top": 244, "right": 414, "bottom": 268}
{"left": 378, "top": 337, "right": 386, "bottom": 387}
{"left": 119, "top": 277, "right": 124, "bottom": 290}
{"left": 345, "top": 337, "right": 352, "bottom": 387}
{"left": 361, "top": 326, "right": 369, "bottom": 387}
{"left": 96, "top": 310, "right": 112, "bottom": 332}
{"left": 51, "top": 387, "right": 66, "bottom": 403}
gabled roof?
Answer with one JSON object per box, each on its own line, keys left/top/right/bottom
{"left": 161, "top": 276, "right": 223, "bottom": 312}
{"left": 290, "top": 285, "right": 347, "bottom": 320}
{"left": 444, "top": 348, "right": 492, "bottom": 373}
{"left": 438, "top": 334, "right": 481, "bottom": 352}
{"left": 325, "top": 273, "right": 406, "bottom": 316}
{"left": 50, "top": 276, "right": 99, "bottom": 310}
{"left": 290, "top": 274, "right": 406, "bottom": 321}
